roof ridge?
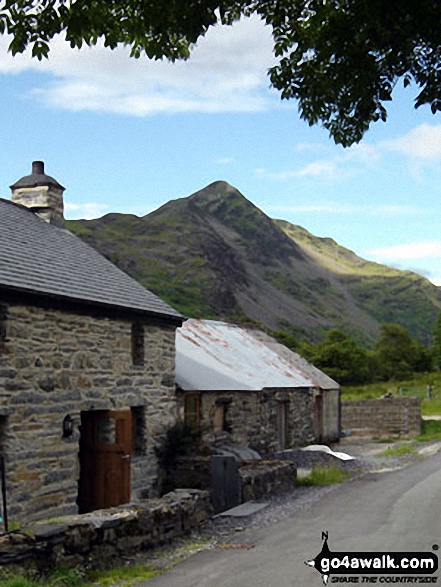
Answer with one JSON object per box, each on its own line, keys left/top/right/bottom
{"left": 0, "top": 199, "right": 183, "bottom": 321}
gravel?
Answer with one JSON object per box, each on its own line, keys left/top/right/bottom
{"left": 198, "top": 438, "right": 441, "bottom": 542}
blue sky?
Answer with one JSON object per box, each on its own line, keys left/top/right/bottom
{"left": 1, "top": 16, "right": 441, "bottom": 285}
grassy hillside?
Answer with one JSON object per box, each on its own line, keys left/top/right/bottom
{"left": 277, "top": 221, "right": 441, "bottom": 344}
{"left": 67, "top": 181, "right": 441, "bottom": 346}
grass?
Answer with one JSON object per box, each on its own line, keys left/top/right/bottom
{"left": 296, "top": 466, "right": 350, "bottom": 487}
{"left": 342, "top": 373, "right": 441, "bottom": 417}
{"left": 0, "top": 537, "right": 214, "bottom": 587}
{"left": 0, "top": 568, "right": 84, "bottom": 587}
{"left": 0, "top": 565, "right": 160, "bottom": 587}
{"left": 379, "top": 444, "right": 416, "bottom": 457}
{"left": 417, "top": 419, "right": 441, "bottom": 442}
{"left": 421, "top": 398, "right": 441, "bottom": 417}
{"left": 88, "top": 565, "right": 161, "bottom": 586}
{"left": 0, "top": 566, "right": 159, "bottom": 587}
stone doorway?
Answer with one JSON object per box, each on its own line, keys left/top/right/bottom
{"left": 313, "top": 393, "right": 323, "bottom": 443}
{"left": 277, "top": 400, "right": 289, "bottom": 450}
{"left": 78, "top": 410, "right": 132, "bottom": 513}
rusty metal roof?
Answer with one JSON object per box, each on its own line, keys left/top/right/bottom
{"left": 176, "top": 319, "right": 338, "bottom": 391}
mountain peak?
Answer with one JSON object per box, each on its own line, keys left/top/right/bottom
{"left": 67, "top": 182, "right": 441, "bottom": 346}
{"left": 188, "top": 181, "right": 244, "bottom": 206}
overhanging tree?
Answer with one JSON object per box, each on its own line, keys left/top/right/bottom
{"left": 1, "top": 1, "right": 441, "bottom": 145}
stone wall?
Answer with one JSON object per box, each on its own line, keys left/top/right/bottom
{"left": 239, "top": 460, "right": 296, "bottom": 502}
{"left": 173, "top": 456, "right": 296, "bottom": 505}
{"left": 0, "top": 489, "right": 210, "bottom": 570}
{"left": 321, "top": 388, "right": 340, "bottom": 443}
{"left": 0, "top": 300, "right": 178, "bottom": 523}
{"left": 341, "top": 397, "right": 421, "bottom": 437}
{"left": 178, "top": 387, "right": 316, "bottom": 456}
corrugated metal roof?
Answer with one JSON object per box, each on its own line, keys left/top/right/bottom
{"left": 245, "top": 327, "right": 339, "bottom": 390}
{"left": 176, "top": 319, "right": 337, "bottom": 391}
{"left": 0, "top": 198, "right": 183, "bottom": 321}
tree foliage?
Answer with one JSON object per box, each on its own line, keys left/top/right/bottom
{"left": 308, "top": 329, "right": 369, "bottom": 385}
{"left": 1, "top": 0, "right": 441, "bottom": 145}
{"left": 373, "top": 323, "right": 426, "bottom": 381}
{"left": 264, "top": 0, "right": 441, "bottom": 145}
{"left": 276, "top": 323, "right": 434, "bottom": 386}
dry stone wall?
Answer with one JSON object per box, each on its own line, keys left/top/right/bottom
{"left": 0, "top": 489, "right": 210, "bottom": 570}
{"left": 172, "top": 455, "right": 297, "bottom": 505}
{"left": 239, "top": 460, "right": 296, "bottom": 502}
{"left": 0, "top": 301, "right": 178, "bottom": 523}
{"left": 341, "top": 397, "right": 421, "bottom": 437}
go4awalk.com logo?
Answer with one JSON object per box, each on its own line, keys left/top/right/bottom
{"left": 305, "top": 533, "right": 439, "bottom": 585}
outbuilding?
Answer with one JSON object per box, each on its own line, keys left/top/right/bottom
{"left": 175, "top": 319, "right": 340, "bottom": 456}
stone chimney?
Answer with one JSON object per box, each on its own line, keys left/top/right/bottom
{"left": 10, "top": 161, "right": 65, "bottom": 227}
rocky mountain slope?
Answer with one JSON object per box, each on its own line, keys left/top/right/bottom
{"left": 67, "top": 181, "right": 441, "bottom": 346}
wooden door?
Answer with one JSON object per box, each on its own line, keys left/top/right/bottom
{"left": 78, "top": 410, "right": 132, "bottom": 513}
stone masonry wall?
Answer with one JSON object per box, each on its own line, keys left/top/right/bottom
{"left": 341, "top": 398, "right": 421, "bottom": 437}
{"left": 239, "top": 460, "right": 297, "bottom": 502}
{"left": 321, "top": 388, "right": 340, "bottom": 443}
{"left": 0, "top": 489, "right": 210, "bottom": 570}
{"left": 172, "top": 456, "right": 296, "bottom": 505}
{"left": 178, "top": 388, "right": 315, "bottom": 456}
{"left": 0, "top": 301, "right": 178, "bottom": 523}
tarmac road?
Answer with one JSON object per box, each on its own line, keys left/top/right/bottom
{"left": 143, "top": 449, "right": 441, "bottom": 587}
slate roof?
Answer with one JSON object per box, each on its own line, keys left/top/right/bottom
{"left": 0, "top": 198, "right": 182, "bottom": 322}
{"left": 176, "top": 319, "right": 339, "bottom": 391}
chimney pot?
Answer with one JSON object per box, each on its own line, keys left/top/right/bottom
{"left": 10, "top": 161, "right": 65, "bottom": 227}
{"left": 32, "top": 161, "right": 45, "bottom": 175}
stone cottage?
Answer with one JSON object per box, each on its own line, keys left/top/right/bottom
{"left": 175, "top": 319, "right": 340, "bottom": 456}
{"left": 0, "top": 162, "right": 183, "bottom": 523}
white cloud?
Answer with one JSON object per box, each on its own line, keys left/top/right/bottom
{"left": 368, "top": 241, "right": 441, "bottom": 261}
{"left": 295, "top": 161, "right": 340, "bottom": 178}
{"left": 65, "top": 201, "right": 110, "bottom": 220}
{"left": 0, "top": 16, "right": 276, "bottom": 115}
{"left": 256, "top": 141, "right": 382, "bottom": 182}
{"left": 382, "top": 124, "right": 441, "bottom": 160}
{"left": 255, "top": 161, "right": 340, "bottom": 180}
{"left": 214, "top": 157, "right": 234, "bottom": 165}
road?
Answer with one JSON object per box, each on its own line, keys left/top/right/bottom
{"left": 143, "top": 449, "right": 441, "bottom": 587}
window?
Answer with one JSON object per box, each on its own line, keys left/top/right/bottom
{"left": 131, "top": 322, "right": 145, "bottom": 366}
{"left": 131, "top": 406, "right": 147, "bottom": 456}
{"left": 184, "top": 393, "right": 200, "bottom": 428}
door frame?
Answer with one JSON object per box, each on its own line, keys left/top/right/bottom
{"left": 78, "top": 409, "right": 132, "bottom": 513}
